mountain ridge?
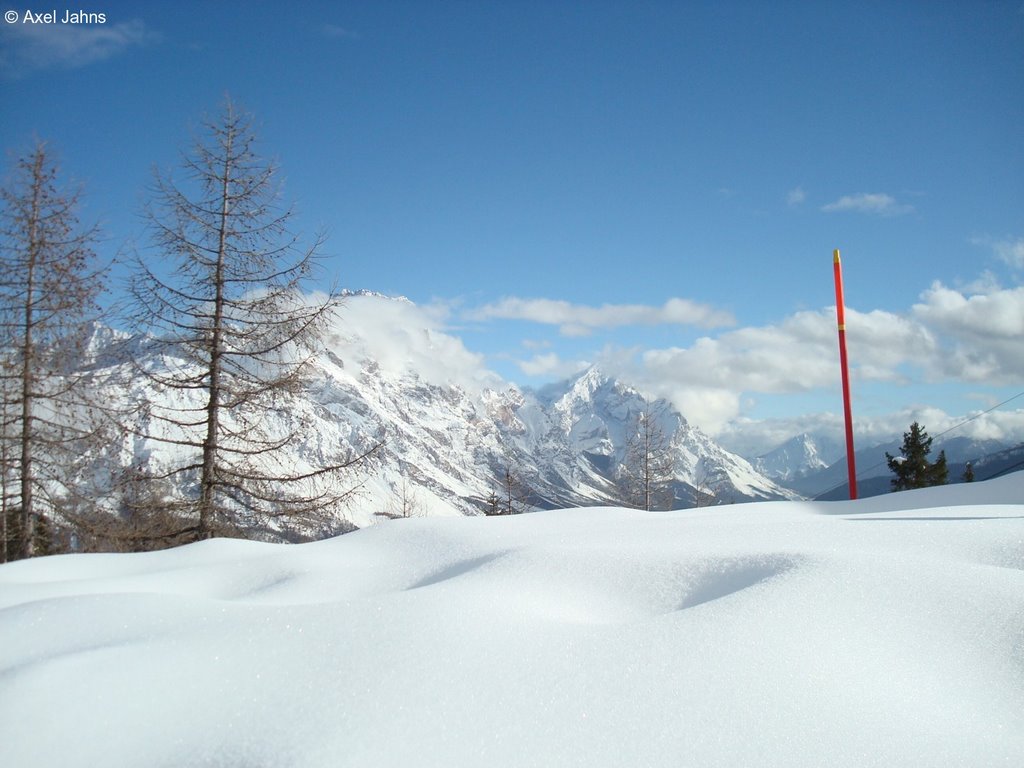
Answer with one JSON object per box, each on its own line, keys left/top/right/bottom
{"left": 57, "top": 294, "right": 1024, "bottom": 537}
{"left": 70, "top": 296, "right": 798, "bottom": 534}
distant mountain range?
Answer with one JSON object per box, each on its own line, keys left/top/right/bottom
{"left": 753, "top": 431, "right": 1021, "bottom": 500}
{"left": 752, "top": 433, "right": 838, "bottom": 482}
{"left": 54, "top": 293, "right": 1023, "bottom": 536}
{"left": 72, "top": 294, "right": 800, "bottom": 534}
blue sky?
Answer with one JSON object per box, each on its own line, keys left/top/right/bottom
{"left": 2, "top": 1, "right": 1023, "bottom": 452}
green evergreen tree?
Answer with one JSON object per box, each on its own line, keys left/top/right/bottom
{"left": 928, "top": 449, "right": 948, "bottom": 487}
{"left": 885, "top": 422, "right": 948, "bottom": 491}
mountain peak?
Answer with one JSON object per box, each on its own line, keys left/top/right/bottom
{"left": 754, "top": 433, "right": 830, "bottom": 481}
{"left": 552, "top": 365, "right": 651, "bottom": 405}
{"left": 567, "top": 365, "right": 614, "bottom": 395}
{"left": 340, "top": 289, "right": 414, "bottom": 304}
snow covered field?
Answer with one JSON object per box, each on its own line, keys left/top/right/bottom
{"left": 2, "top": 476, "right": 1022, "bottom": 767}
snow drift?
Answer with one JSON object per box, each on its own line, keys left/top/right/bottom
{"left": 1, "top": 474, "right": 1022, "bottom": 767}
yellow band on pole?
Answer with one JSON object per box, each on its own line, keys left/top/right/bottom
{"left": 833, "top": 249, "right": 841, "bottom": 264}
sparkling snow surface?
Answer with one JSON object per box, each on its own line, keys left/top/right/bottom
{"left": 2, "top": 476, "right": 1023, "bottom": 767}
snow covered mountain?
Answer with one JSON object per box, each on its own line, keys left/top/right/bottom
{"left": 289, "top": 330, "right": 798, "bottom": 526}
{"left": 753, "top": 433, "right": 834, "bottom": 482}
{"left": 82, "top": 293, "right": 797, "bottom": 533}
{"left": 530, "top": 367, "right": 796, "bottom": 507}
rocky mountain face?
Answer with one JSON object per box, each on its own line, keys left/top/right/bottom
{"left": 296, "top": 347, "right": 800, "bottom": 527}
{"left": 528, "top": 368, "right": 798, "bottom": 508}
{"left": 78, "top": 295, "right": 799, "bottom": 532}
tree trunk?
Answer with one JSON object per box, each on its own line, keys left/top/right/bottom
{"left": 197, "top": 126, "right": 234, "bottom": 540}
{"left": 17, "top": 154, "right": 42, "bottom": 558}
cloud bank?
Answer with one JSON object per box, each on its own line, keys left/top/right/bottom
{"left": 327, "top": 293, "right": 502, "bottom": 393}
{"left": 320, "top": 281, "right": 1024, "bottom": 446}
{"left": 504, "top": 279, "right": 1024, "bottom": 435}
{"left": 466, "top": 297, "right": 735, "bottom": 337}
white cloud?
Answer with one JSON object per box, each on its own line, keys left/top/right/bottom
{"left": 992, "top": 237, "right": 1024, "bottom": 269}
{"left": 715, "top": 413, "right": 844, "bottom": 458}
{"left": 582, "top": 295, "right": 1001, "bottom": 435}
{"left": 320, "top": 286, "right": 1024, "bottom": 444}
{"left": 958, "top": 270, "right": 1002, "bottom": 296}
{"left": 328, "top": 293, "right": 501, "bottom": 392}
{"left": 517, "top": 352, "right": 589, "bottom": 379}
{"left": 912, "top": 281, "right": 1024, "bottom": 383}
{"left": 855, "top": 405, "right": 1024, "bottom": 447}
{"left": 466, "top": 297, "right": 736, "bottom": 336}
{"left": 994, "top": 238, "right": 1024, "bottom": 269}
{"left": 0, "top": 18, "right": 157, "bottom": 75}
{"left": 843, "top": 307, "right": 939, "bottom": 380}
{"left": 786, "top": 186, "right": 806, "bottom": 206}
{"left": 620, "top": 277, "right": 1023, "bottom": 435}
{"left": 821, "top": 193, "right": 914, "bottom": 217}
{"left": 579, "top": 312, "right": 835, "bottom": 434}
{"left": 636, "top": 310, "right": 837, "bottom": 395}
{"left": 717, "top": 406, "right": 1024, "bottom": 458}
{"left": 653, "top": 387, "right": 743, "bottom": 436}
{"left": 914, "top": 282, "right": 1024, "bottom": 339}
{"left": 612, "top": 307, "right": 924, "bottom": 431}
{"left": 970, "top": 236, "right": 1024, "bottom": 270}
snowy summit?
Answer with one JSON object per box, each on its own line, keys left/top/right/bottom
{"left": 2, "top": 474, "right": 1022, "bottom": 767}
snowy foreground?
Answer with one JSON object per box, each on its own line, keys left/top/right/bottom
{"left": 2, "top": 478, "right": 1023, "bottom": 767}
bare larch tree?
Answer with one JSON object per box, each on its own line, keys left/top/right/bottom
{"left": 619, "top": 398, "right": 675, "bottom": 511}
{"left": 0, "top": 140, "right": 107, "bottom": 560}
{"left": 127, "top": 100, "right": 366, "bottom": 543}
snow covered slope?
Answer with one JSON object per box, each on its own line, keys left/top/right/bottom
{"left": 1, "top": 474, "right": 1022, "bottom": 767}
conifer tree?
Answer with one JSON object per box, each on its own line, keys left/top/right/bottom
{"left": 885, "top": 422, "right": 948, "bottom": 492}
